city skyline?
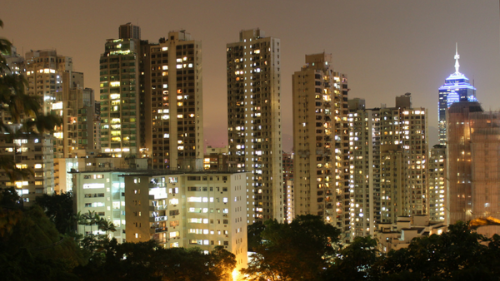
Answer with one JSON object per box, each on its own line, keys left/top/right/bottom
{"left": 2, "top": 1, "right": 500, "bottom": 151}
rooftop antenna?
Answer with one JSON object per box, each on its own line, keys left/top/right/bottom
{"left": 454, "top": 43, "right": 460, "bottom": 74}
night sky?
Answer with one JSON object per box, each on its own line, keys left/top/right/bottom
{"left": 2, "top": 0, "right": 499, "bottom": 152}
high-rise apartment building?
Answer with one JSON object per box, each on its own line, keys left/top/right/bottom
{"left": 348, "top": 98, "right": 381, "bottom": 238}
{"left": 145, "top": 31, "right": 203, "bottom": 170}
{"left": 428, "top": 144, "right": 446, "bottom": 222}
{"left": 100, "top": 24, "right": 203, "bottom": 167}
{"left": 438, "top": 48, "right": 476, "bottom": 145}
{"left": 379, "top": 94, "right": 428, "bottom": 222}
{"left": 348, "top": 94, "right": 428, "bottom": 238}
{"left": 24, "top": 50, "right": 99, "bottom": 158}
{"left": 0, "top": 134, "right": 54, "bottom": 205}
{"left": 292, "top": 53, "right": 350, "bottom": 236}
{"left": 282, "top": 151, "right": 294, "bottom": 223}
{"left": 0, "top": 46, "right": 24, "bottom": 126}
{"left": 99, "top": 25, "right": 141, "bottom": 157}
{"left": 25, "top": 50, "right": 73, "bottom": 115}
{"left": 52, "top": 74, "right": 100, "bottom": 158}
{"left": 447, "top": 101, "right": 500, "bottom": 228}
{"left": 226, "top": 29, "right": 283, "bottom": 222}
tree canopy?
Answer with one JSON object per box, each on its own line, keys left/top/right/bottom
{"left": 242, "top": 215, "right": 341, "bottom": 280}
{"left": 74, "top": 240, "right": 236, "bottom": 281}
{"left": 370, "top": 221, "right": 500, "bottom": 280}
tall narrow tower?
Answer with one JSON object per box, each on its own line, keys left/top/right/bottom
{"left": 292, "top": 53, "right": 350, "bottom": 238}
{"left": 145, "top": 31, "right": 203, "bottom": 170}
{"left": 226, "top": 29, "right": 283, "bottom": 222}
{"left": 99, "top": 24, "right": 142, "bottom": 157}
{"left": 438, "top": 47, "right": 476, "bottom": 145}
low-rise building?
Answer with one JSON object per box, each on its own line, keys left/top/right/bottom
{"left": 375, "top": 215, "right": 447, "bottom": 254}
{"left": 124, "top": 171, "right": 248, "bottom": 270}
{"left": 203, "top": 145, "right": 229, "bottom": 171}
{"left": 74, "top": 169, "right": 248, "bottom": 271}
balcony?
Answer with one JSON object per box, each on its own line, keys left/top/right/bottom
{"left": 150, "top": 215, "right": 168, "bottom": 222}
{"left": 150, "top": 226, "right": 167, "bottom": 234}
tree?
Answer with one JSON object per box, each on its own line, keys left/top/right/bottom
{"left": 74, "top": 240, "right": 237, "bottom": 281}
{"left": 208, "top": 246, "right": 237, "bottom": 280}
{"left": 370, "top": 221, "right": 500, "bottom": 280}
{"left": 247, "top": 220, "right": 265, "bottom": 251}
{"left": 0, "top": 19, "right": 61, "bottom": 182}
{"left": 35, "top": 192, "right": 76, "bottom": 235}
{"left": 242, "top": 215, "right": 341, "bottom": 280}
{"left": 323, "top": 236, "right": 378, "bottom": 280}
{"left": 97, "top": 217, "right": 117, "bottom": 236}
{"left": 0, "top": 204, "right": 85, "bottom": 280}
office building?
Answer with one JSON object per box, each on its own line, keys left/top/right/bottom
{"left": 119, "top": 23, "right": 141, "bottom": 40}
{"left": 438, "top": 47, "right": 476, "bottom": 145}
{"left": 292, "top": 53, "right": 350, "bottom": 236}
{"left": 99, "top": 24, "right": 142, "bottom": 157}
{"left": 226, "top": 29, "right": 283, "bottom": 222}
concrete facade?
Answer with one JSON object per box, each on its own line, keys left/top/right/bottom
{"left": 227, "top": 29, "right": 283, "bottom": 223}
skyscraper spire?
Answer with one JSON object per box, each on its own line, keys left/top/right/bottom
{"left": 454, "top": 43, "right": 460, "bottom": 74}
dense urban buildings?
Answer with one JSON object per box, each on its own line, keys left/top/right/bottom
{"left": 4, "top": 18, "right": 500, "bottom": 277}
{"left": 375, "top": 215, "right": 446, "bottom": 254}
{"left": 438, "top": 48, "right": 477, "bottom": 145}
{"left": 24, "top": 50, "right": 100, "bottom": 158}
{"left": 292, "top": 53, "right": 350, "bottom": 238}
{"left": 348, "top": 93, "right": 429, "bottom": 238}
{"left": 226, "top": 29, "right": 283, "bottom": 223}
{"left": 99, "top": 24, "right": 204, "bottom": 169}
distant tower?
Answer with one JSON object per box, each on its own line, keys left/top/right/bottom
{"left": 119, "top": 23, "right": 141, "bottom": 40}
{"left": 438, "top": 45, "right": 477, "bottom": 145}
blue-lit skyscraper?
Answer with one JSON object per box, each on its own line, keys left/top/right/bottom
{"left": 438, "top": 47, "right": 477, "bottom": 145}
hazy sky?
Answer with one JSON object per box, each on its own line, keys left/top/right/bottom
{"left": 2, "top": 0, "right": 499, "bottom": 152}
